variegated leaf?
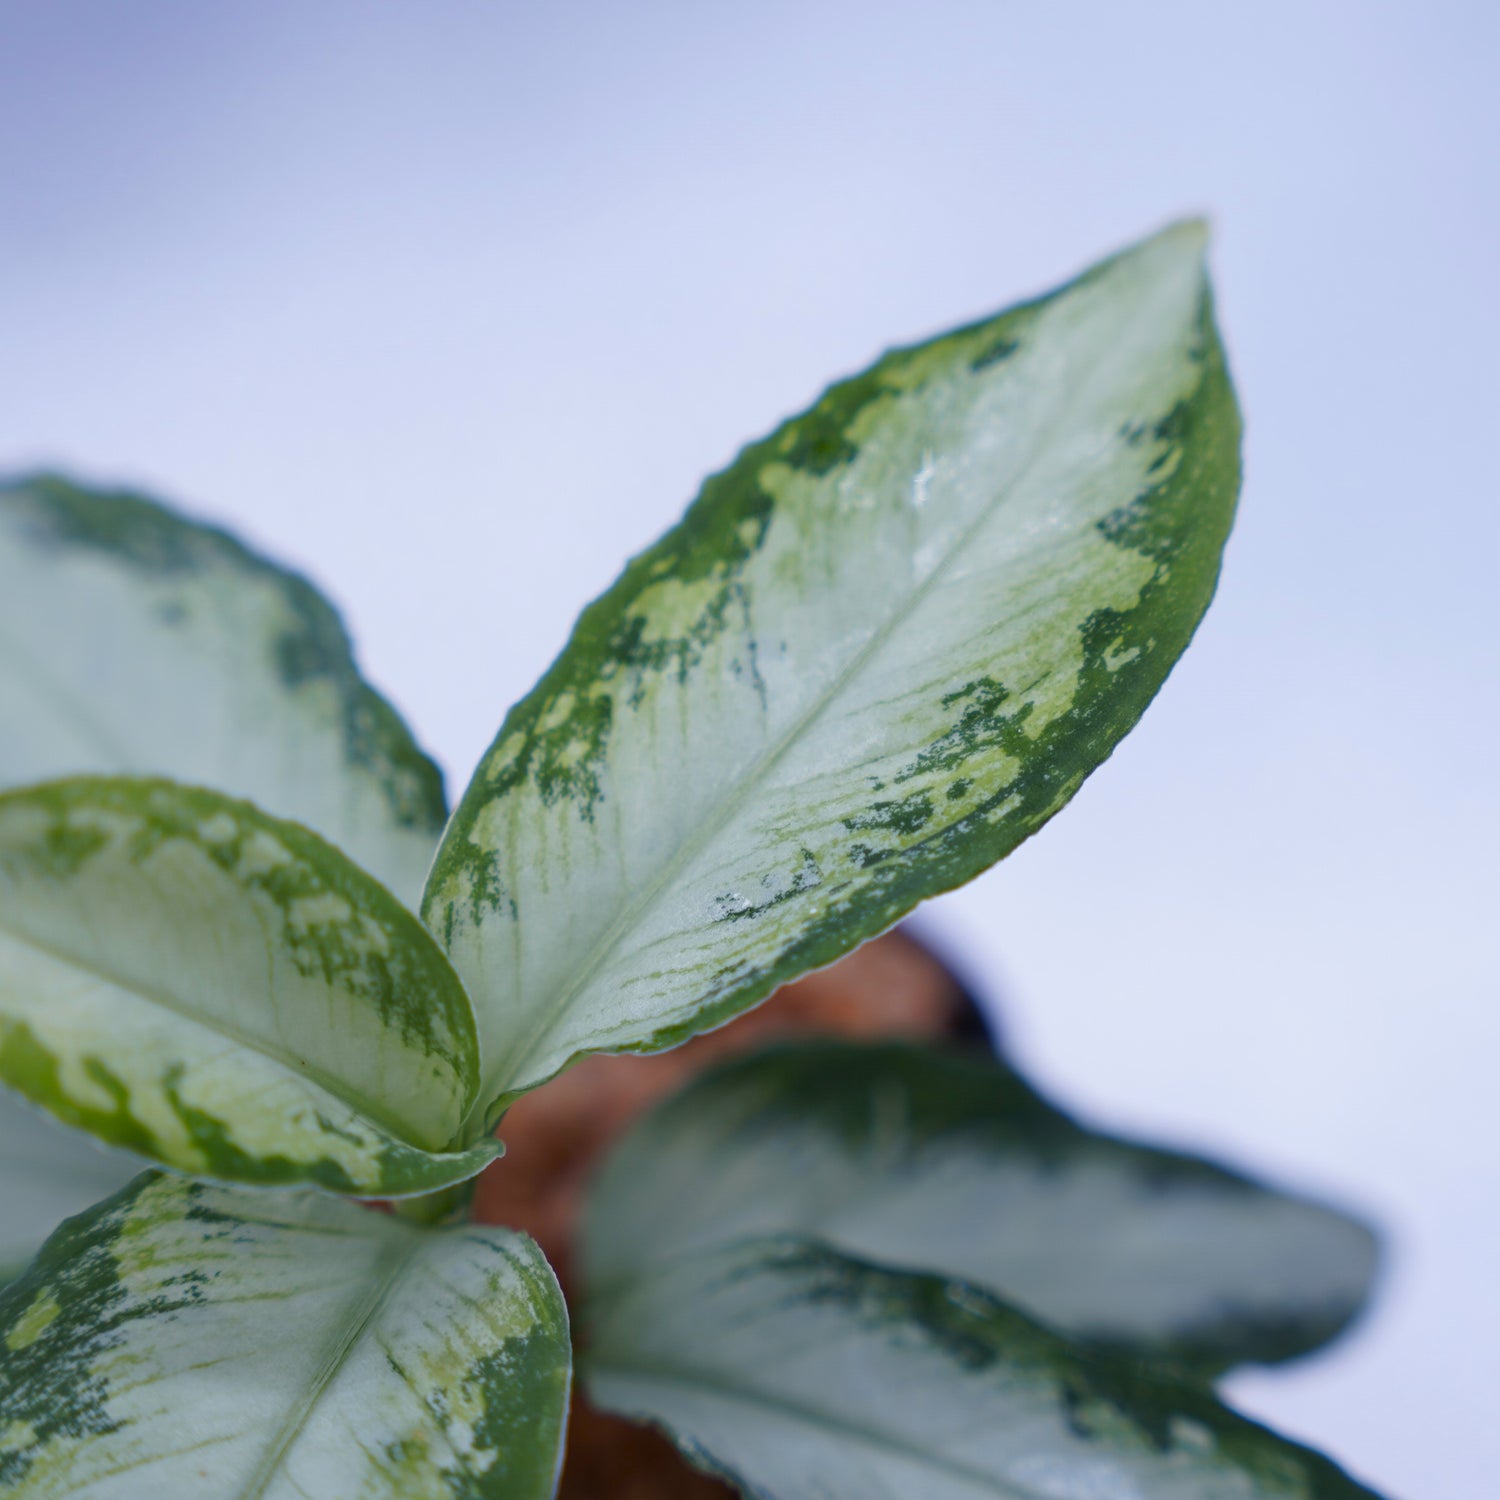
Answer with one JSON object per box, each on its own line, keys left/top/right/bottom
{"left": 426, "top": 222, "right": 1242, "bottom": 1123}
{"left": 583, "top": 1237, "right": 1384, "bottom": 1500}
{"left": 0, "top": 1090, "right": 138, "bottom": 1287}
{"left": 581, "top": 1042, "right": 1378, "bottom": 1373}
{"left": 0, "top": 1172, "right": 571, "bottom": 1499}
{"left": 0, "top": 474, "right": 445, "bottom": 906}
{"left": 0, "top": 778, "right": 495, "bottom": 1195}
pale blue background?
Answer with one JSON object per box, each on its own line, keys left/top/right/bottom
{"left": 3, "top": 4, "right": 1495, "bottom": 1494}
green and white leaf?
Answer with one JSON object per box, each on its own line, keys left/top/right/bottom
{"left": 0, "top": 778, "right": 495, "bottom": 1196}
{"left": 0, "top": 474, "right": 445, "bottom": 906}
{"left": 0, "top": 1091, "right": 139, "bottom": 1287}
{"left": 426, "top": 221, "right": 1242, "bottom": 1122}
{"left": 0, "top": 1171, "right": 571, "bottom": 1499}
{"left": 582, "top": 1042, "right": 1378, "bottom": 1373}
{"left": 583, "top": 1237, "right": 1384, "bottom": 1500}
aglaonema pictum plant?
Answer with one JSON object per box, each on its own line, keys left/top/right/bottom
{"left": 0, "top": 223, "right": 1386, "bottom": 1499}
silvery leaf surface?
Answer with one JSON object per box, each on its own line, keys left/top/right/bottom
{"left": 0, "top": 777, "right": 495, "bottom": 1195}
{"left": 425, "top": 222, "right": 1242, "bottom": 1123}
{"left": 0, "top": 474, "right": 445, "bottom": 906}
{"left": 581, "top": 1042, "right": 1378, "bottom": 1373}
{"left": 582, "top": 1237, "right": 1385, "bottom": 1500}
{"left": 0, "top": 1091, "right": 139, "bottom": 1287}
{"left": 0, "top": 1172, "right": 571, "bottom": 1499}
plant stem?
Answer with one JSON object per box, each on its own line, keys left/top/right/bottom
{"left": 389, "top": 1178, "right": 477, "bottom": 1227}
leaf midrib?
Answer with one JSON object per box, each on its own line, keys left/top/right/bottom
{"left": 481, "top": 259, "right": 1193, "bottom": 1111}
{"left": 588, "top": 1354, "right": 1058, "bottom": 1500}
{"left": 237, "top": 1228, "right": 421, "bottom": 1499}
{"left": 0, "top": 914, "right": 428, "bottom": 1151}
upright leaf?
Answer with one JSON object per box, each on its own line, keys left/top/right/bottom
{"left": 0, "top": 778, "right": 495, "bottom": 1195}
{"left": 583, "top": 1237, "right": 1384, "bottom": 1500}
{"left": 0, "top": 1172, "right": 571, "bottom": 1499}
{"left": 582, "top": 1042, "right": 1378, "bottom": 1372}
{"left": 0, "top": 1091, "right": 138, "bottom": 1286}
{"left": 0, "top": 474, "right": 445, "bottom": 905}
{"left": 426, "top": 222, "right": 1242, "bottom": 1120}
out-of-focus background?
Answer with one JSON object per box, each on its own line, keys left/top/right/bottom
{"left": 2, "top": 3, "right": 1494, "bottom": 1493}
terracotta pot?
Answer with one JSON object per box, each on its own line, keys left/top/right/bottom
{"left": 470, "top": 927, "right": 994, "bottom": 1499}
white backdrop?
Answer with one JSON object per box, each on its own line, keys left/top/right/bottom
{"left": 3, "top": 4, "right": 1495, "bottom": 1494}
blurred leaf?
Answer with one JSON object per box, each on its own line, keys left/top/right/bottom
{"left": 0, "top": 473, "right": 445, "bottom": 905}
{"left": 0, "top": 777, "right": 495, "bottom": 1195}
{"left": 0, "top": 1172, "right": 571, "bottom": 1499}
{"left": 583, "top": 1236, "right": 1385, "bottom": 1500}
{"left": 426, "top": 221, "right": 1242, "bottom": 1123}
{"left": 582, "top": 1041, "right": 1377, "bottom": 1373}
